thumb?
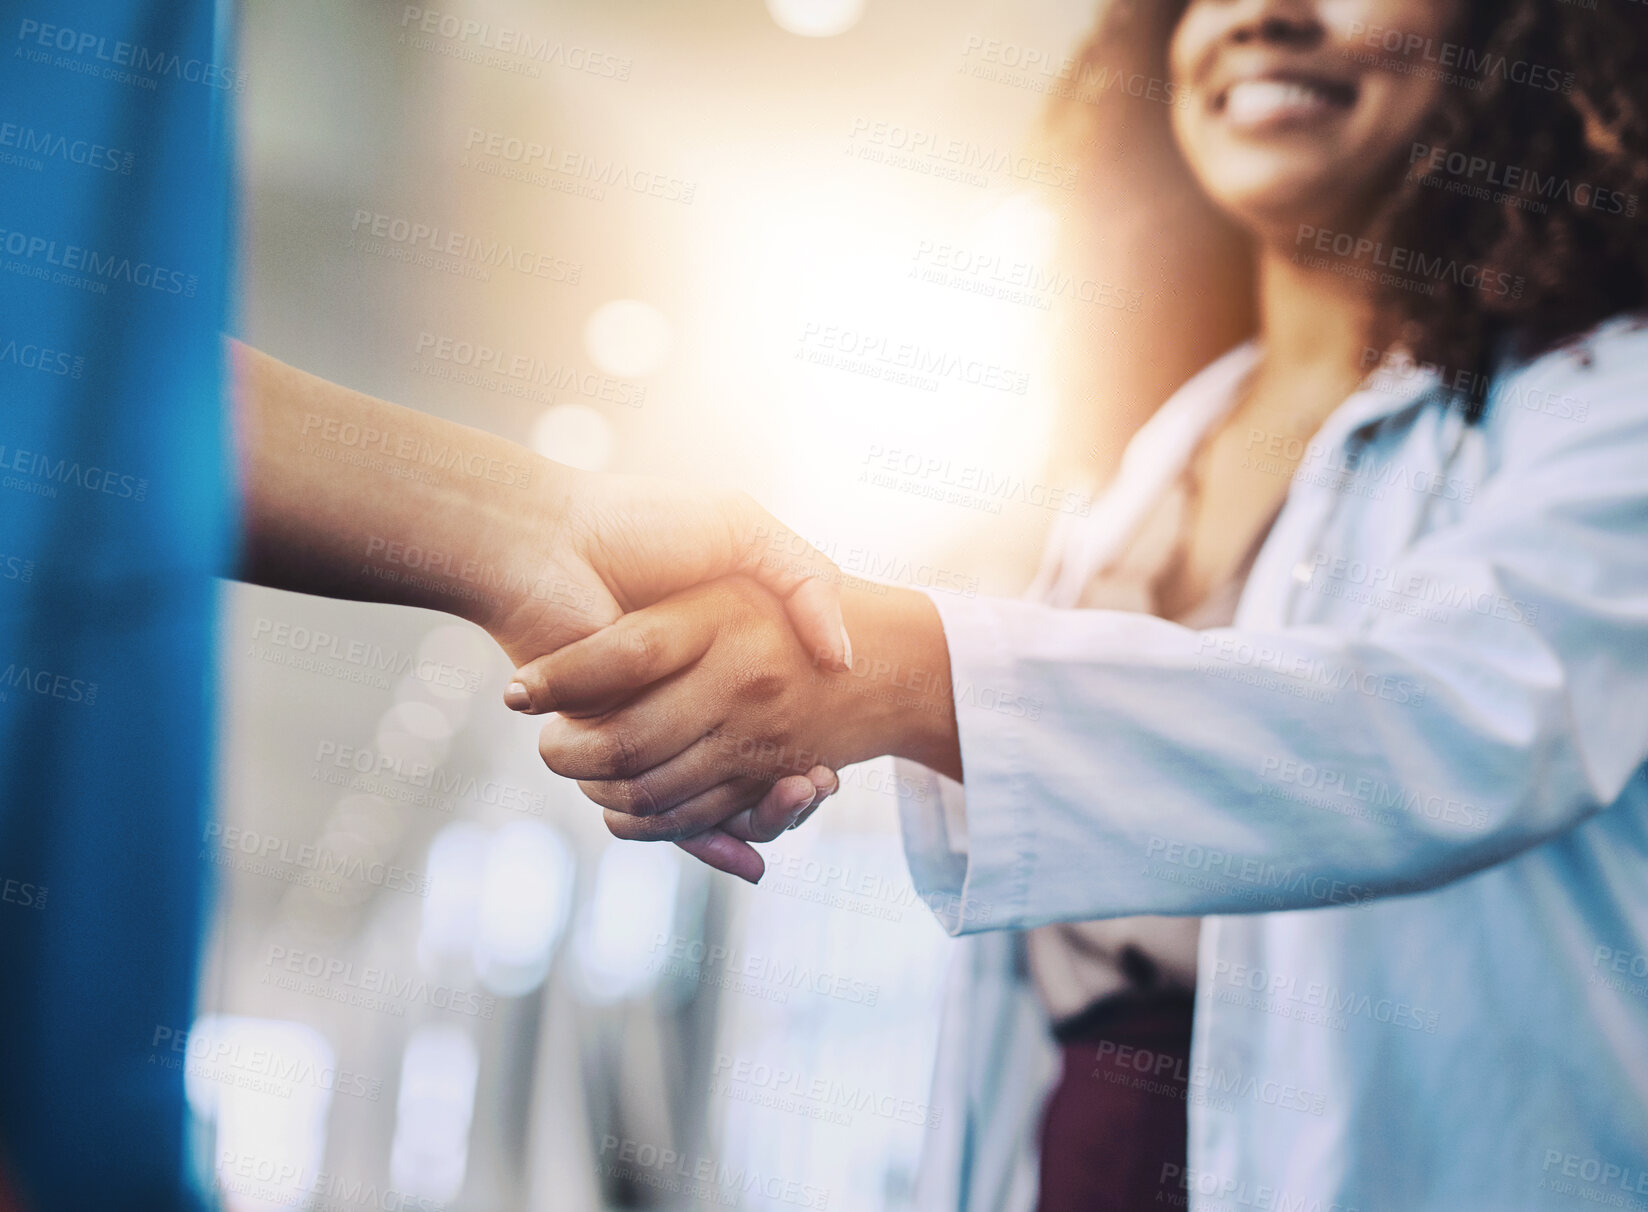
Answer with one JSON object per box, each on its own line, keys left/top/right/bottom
{"left": 780, "top": 578, "right": 851, "bottom": 675}
{"left": 729, "top": 498, "right": 851, "bottom": 672}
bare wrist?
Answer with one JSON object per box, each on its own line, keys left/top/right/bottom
{"left": 823, "top": 585, "right": 961, "bottom": 780}
{"left": 477, "top": 456, "right": 620, "bottom": 660}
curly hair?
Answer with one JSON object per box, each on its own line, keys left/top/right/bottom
{"left": 1044, "top": 0, "right": 1648, "bottom": 421}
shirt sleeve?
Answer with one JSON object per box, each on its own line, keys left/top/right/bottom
{"left": 897, "top": 332, "right": 1648, "bottom": 935}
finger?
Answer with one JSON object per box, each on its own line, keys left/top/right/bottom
{"left": 575, "top": 730, "right": 791, "bottom": 818}
{"left": 537, "top": 690, "right": 717, "bottom": 782}
{"left": 720, "top": 774, "right": 815, "bottom": 844}
{"left": 507, "top": 600, "right": 717, "bottom": 716}
{"left": 674, "top": 829, "right": 765, "bottom": 884}
{"left": 600, "top": 777, "right": 776, "bottom": 843}
{"left": 807, "top": 764, "right": 841, "bottom": 798}
{"left": 786, "top": 764, "right": 839, "bottom": 831}
{"left": 724, "top": 766, "right": 836, "bottom": 844}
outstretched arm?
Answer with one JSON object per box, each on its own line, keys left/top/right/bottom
{"left": 232, "top": 341, "right": 846, "bottom": 879}
{"left": 234, "top": 339, "right": 597, "bottom": 654}
{"left": 531, "top": 340, "right": 1648, "bottom": 927}
{"left": 233, "top": 341, "right": 848, "bottom": 665}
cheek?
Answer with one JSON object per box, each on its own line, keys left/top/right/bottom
{"left": 1165, "top": 4, "right": 1237, "bottom": 183}
{"left": 1168, "top": 103, "right": 1204, "bottom": 183}
{"left": 1354, "top": 74, "right": 1449, "bottom": 161}
{"left": 1328, "top": 0, "right": 1456, "bottom": 42}
{"left": 1167, "top": 6, "right": 1213, "bottom": 90}
{"left": 1395, "top": 79, "right": 1448, "bottom": 140}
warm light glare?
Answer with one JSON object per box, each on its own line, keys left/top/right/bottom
{"left": 584, "top": 299, "right": 674, "bottom": 378}
{"left": 689, "top": 175, "right": 1062, "bottom": 553}
{"left": 529, "top": 402, "right": 616, "bottom": 471}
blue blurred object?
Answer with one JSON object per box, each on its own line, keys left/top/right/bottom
{"left": 0, "top": 2, "right": 235, "bottom": 1208}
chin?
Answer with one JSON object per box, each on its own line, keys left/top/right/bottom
{"left": 1200, "top": 165, "right": 1355, "bottom": 242}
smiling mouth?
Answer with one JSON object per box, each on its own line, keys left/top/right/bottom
{"left": 1215, "top": 77, "right": 1358, "bottom": 130}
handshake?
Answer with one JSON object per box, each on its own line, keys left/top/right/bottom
{"left": 236, "top": 342, "right": 960, "bottom": 878}
{"left": 507, "top": 571, "right": 846, "bottom": 884}
{"left": 469, "top": 468, "right": 942, "bottom": 885}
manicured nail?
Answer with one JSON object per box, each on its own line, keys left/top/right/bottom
{"left": 838, "top": 623, "right": 854, "bottom": 673}
{"left": 504, "top": 681, "right": 532, "bottom": 712}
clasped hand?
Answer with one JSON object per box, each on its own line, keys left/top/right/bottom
{"left": 509, "top": 577, "right": 854, "bottom": 883}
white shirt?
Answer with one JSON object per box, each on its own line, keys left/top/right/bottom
{"left": 899, "top": 316, "right": 1648, "bottom": 1212}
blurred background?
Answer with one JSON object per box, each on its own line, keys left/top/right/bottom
{"left": 203, "top": 1, "right": 1127, "bottom": 1208}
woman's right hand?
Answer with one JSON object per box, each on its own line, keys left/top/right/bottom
{"left": 507, "top": 576, "right": 851, "bottom": 880}
{"left": 509, "top": 572, "right": 962, "bottom": 871}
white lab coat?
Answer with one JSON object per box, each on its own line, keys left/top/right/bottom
{"left": 900, "top": 316, "right": 1648, "bottom": 1212}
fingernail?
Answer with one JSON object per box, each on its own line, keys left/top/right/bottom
{"left": 782, "top": 779, "right": 816, "bottom": 830}
{"left": 788, "top": 800, "right": 822, "bottom": 831}
{"left": 504, "top": 681, "right": 532, "bottom": 712}
{"left": 837, "top": 623, "right": 854, "bottom": 674}
{"left": 803, "top": 764, "right": 838, "bottom": 798}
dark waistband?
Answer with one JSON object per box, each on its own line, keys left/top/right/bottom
{"left": 1050, "top": 986, "right": 1195, "bottom": 1047}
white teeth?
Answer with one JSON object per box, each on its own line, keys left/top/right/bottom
{"left": 1224, "top": 79, "right": 1338, "bottom": 125}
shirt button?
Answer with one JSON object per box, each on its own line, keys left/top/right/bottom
{"left": 1292, "top": 561, "right": 1315, "bottom": 585}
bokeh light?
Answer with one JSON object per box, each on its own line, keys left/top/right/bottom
{"left": 583, "top": 299, "right": 674, "bottom": 379}
{"left": 766, "top": 0, "right": 867, "bottom": 38}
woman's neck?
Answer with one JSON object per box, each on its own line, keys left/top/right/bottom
{"left": 1252, "top": 241, "right": 1382, "bottom": 411}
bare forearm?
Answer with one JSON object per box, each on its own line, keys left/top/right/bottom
{"left": 232, "top": 340, "right": 859, "bottom": 882}
{"left": 232, "top": 340, "right": 579, "bottom": 633}
{"left": 831, "top": 584, "right": 963, "bottom": 782}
